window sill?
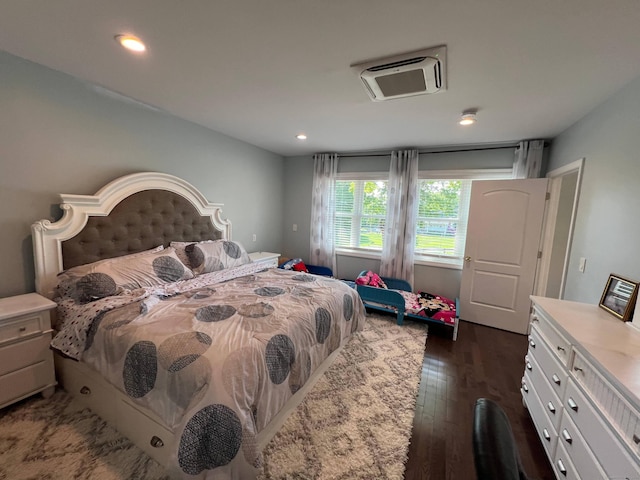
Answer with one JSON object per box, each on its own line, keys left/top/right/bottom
{"left": 335, "top": 249, "right": 462, "bottom": 270}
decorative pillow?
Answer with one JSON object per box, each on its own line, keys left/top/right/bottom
{"left": 185, "top": 240, "right": 251, "bottom": 274}
{"left": 355, "top": 271, "right": 388, "bottom": 289}
{"left": 170, "top": 240, "right": 216, "bottom": 268}
{"left": 55, "top": 246, "right": 194, "bottom": 303}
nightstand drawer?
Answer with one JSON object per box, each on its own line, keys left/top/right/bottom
{"left": 0, "top": 358, "right": 55, "bottom": 406}
{"left": 0, "top": 312, "right": 48, "bottom": 345}
{"left": 0, "top": 333, "right": 52, "bottom": 376}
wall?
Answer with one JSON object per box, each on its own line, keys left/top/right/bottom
{"left": 283, "top": 147, "right": 515, "bottom": 299}
{"left": 0, "top": 52, "right": 284, "bottom": 298}
{"left": 547, "top": 75, "right": 640, "bottom": 304}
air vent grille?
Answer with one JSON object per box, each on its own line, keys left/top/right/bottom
{"left": 351, "top": 46, "right": 447, "bottom": 101}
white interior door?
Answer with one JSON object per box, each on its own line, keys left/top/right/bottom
{"left": 460, "top": 179, "right": 548, "bottom": 334}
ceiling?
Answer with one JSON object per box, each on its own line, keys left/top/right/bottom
{"left": 2, "top": 1, "right": 640, "bottom": 157}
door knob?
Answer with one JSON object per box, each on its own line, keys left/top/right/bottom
{"left": 464, "top": 256, "right": 471, "bottom": 262}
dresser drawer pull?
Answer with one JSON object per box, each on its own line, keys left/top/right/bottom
{"left": 633, "top": 434, "right": 640, "bottom": 444}
{"left": 80, "top": 386, "right": 91, "bottom": 395}
{"left": 531, "top": 316, "right": 539, "bottom": 323}
{"left": 573, "top": 366, "right": 583, "bottom": 373}
{"left": 543, "top": 428, "right": 551, "bottom": 441}
{"left": 562, "top": 429, "right": 573, "bottom": 444}
{"left": 522, "top": 382, "right": 529, "bottom": 393}
{"left": 526, "top": 362, "right": 532, "bottom": 371}
{"left": 557, "top": 345, "right": 566, "bottom": 353}
{"left": 19, "top": 326, "right": 27, "bottom": 332}
{"left": 529, "top": 338, "right": 536, "bottom": 348}
{"left": 557, "top": 459, "right": 567, "bottom": 476}
{"left": 547, "top": 401, "right": 556, "bottom": 414}
{"left": 552, "top": 374, "right": 561, "bottom": 385}
{"left": 567, "top": 397, "right": 578, "bottom": 412}
{"left": 150, "top": 436, "right": 164, "bottom": 448}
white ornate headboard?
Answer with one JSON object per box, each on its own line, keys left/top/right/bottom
{"left": 32, "top": 172, "right": 231, "bottom": 298}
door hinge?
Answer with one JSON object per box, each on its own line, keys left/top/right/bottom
{"left": 537, "top": 251, "right": 543, "bottom": 259}
{"left": 545, "top": 192, "right": 551, "bottom": 200}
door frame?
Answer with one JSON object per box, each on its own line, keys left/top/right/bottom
{"left": 534, "top": 158, "right": 584, "bottom": 298}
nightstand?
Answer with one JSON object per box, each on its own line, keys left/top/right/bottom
{"left": 249, "top": 251, "right": 281, "bottom": 269}
{"left": 0, "top": 293, "right": 57, "bottom": 408}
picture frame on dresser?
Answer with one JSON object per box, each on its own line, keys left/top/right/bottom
{"left": 599, "top": 273, "right": 639, "bottom": 321}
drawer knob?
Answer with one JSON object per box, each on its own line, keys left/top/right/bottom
{"left": 567, "top": 397, "right": 578, "bottom": 412}
{"left": 562, "top": 429, "right": 573, "bottom": 444}
{"left": 531, "top": 316, "right": 539, "bottom": 323}
{"left": 633, "top": 434, "right": 640, "bottom": 444}
{"left": 19, "top": 326, "right": 27, "bottom": 332}
{"left": 557, "top": 459, "right": 567, "bottom": 476}
{"left": 522, "top": 382, "right": 529, "bottom": 393}
{"left": 573, "top": 366, "right": 583, "bottom": 373}
{"left": 552, "top": 374, "right": 561, "bottom": 385}
{"left": 80, "top": 386, "right": 91, "bottom": 395}
{"left": 150, "top": 436, "right": 164, "bottom": 448}
{"left": 557, "top": 345, "right": 566, "bottom": 353}
{"left": 547, "top": 401, "right": 556, "bottom": 414}
{"left": 543, "top": 428, "right": 551, "bottom": 441}
{"left": 526, "top": 362, "right": 532, "bottom": 371}
{"left": 529, "top": 338, "right": 536, "bottom": 348}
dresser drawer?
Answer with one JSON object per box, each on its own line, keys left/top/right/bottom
{"left": 525, "top": 353, "right": 563, "bottom": 430}
{"left": 0, "top": 358, "right": 55, "bottom": 406}
{"left": 0, "top": 332, "right": 52, "bottom": 376}
{"left": 572, "top": 350, "right": 640, "bottom": 461}
{"left": 0, "top": 311, "right": 49, "bottom": 345}
{"left": 564, "top": 378, "right": 640, "bottom": 478}
{"left": 554, "top": 441, "right": 581, "bottom": 480}
{"left": 557, "top": 409, "right": 607, "bottom": 479}
{"left": 529, "top": 325, "right": 568, "bottom": 400}
{"left": 530, "top": 306, "right": 571, "bottom": 366}
{"left": 522, "top": 373, "right": 558, "bottom": 459}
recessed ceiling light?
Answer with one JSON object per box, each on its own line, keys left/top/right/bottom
{"left": 459, "top": 111, "right": 477, "bottom": 126}
{"left": 296, "top": 134, "right": 307, "bottom": 140}
{"left": 115, "top": 34, "right": 146, "bottom": 53}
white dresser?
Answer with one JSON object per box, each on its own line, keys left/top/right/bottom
{"left": 0, "top": 293, "right": 57, "bottom": 408}
{"left": 523, "top": 296, "right": 640, "bottom": 479}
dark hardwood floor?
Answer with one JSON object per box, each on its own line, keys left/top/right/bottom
{"left": 403, "top": 319, "right": 555, "bottom": 480}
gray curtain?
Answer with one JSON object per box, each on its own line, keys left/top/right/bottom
{"left": 513, "top": 140, "right": 544, "bottom": 178}
{"left": 380, "top": 149, "right": 419, "bottom": 285}
{"left": 309, "top": 153, "right": 338, "bottom": 274}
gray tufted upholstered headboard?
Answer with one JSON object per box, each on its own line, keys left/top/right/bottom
{"left": 62, "top": 189, "right": 222, "bottom": 269}
{"left": 32, "top": 172, "right": 232, "bottom": 298}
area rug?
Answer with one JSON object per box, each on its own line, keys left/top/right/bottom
{"left": 0, "top": 314, "right": 427, "bottom": 480}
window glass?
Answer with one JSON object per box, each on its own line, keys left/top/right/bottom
{"left": 335, "top": 179, "right": 387, "bottom": 250}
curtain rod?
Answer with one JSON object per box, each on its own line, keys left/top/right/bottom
{"left": 338, "top": 145, "right": 516, "bottom": 158}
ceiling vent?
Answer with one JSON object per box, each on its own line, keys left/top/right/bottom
{"left": 352, "top": 45, "right": 446, "bottom": 101}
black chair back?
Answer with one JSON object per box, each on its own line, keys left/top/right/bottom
{"left": 472, "top": 398, "right": 530, "bottom": 480}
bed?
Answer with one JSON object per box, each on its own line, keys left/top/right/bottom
{"left": 31, "top": 172, "right": 366, "bottom": 479}
{"left": 355, "top": 271, "right": 459, "bottom": 340}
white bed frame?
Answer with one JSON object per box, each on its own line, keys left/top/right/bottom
{"left": 32, "top": 172, "right": 344, "bottom": 469}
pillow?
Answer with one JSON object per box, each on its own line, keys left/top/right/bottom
{"left": 355, "top": 271, "right": 387, "bottom": 289}
{"left": 185, "top": 240, "right": 251, "bottom": 274}
{"left": 170, "top": 240, "right": 216, "bottom": 267}
{"left": 56, "top": 246, "right": 194, "bottom": 303}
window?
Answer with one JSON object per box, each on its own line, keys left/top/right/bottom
{"left": 334, "top": 169, "right": 512, "bottom": 267}
{"left": 335, "top": 176, "right": 387, "bottom": 251}
{"left": 414, "top": 179, "right": 471, "bottom": 265}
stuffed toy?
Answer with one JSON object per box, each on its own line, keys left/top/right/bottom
{"left": 355, "top": 270, "right": 387, "bottom": 288}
